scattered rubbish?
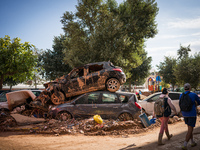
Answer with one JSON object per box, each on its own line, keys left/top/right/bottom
{"left": 93, "top": 115, "right": 103, "bottom": 124}
{"left": 149, "top": 118, "right": 156, "bottom": 124}
{"left": 139, "top": 113, "right": 151, "bottom": 128}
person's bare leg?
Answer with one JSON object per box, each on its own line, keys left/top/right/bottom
{"left": 185, "top": 125, "right": 193, "bottom": 142}
{"left": 182, "top": 125, "right": 194, "bottom": 149}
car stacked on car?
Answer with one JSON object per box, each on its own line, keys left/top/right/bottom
{"left": 46, "top": 61, "right": 141, "bottom": 121}
{"left": 1, "top": 62, "right": 142, "bottom": 121}
{"left": 44, "top": 61, "right": 127, "bottom": 105}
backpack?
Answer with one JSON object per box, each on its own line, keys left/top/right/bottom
{"left": 179, "top": 92, "right": 193, "bottom": 111}
{"left": 154, "top": 97, "right": 167, "bottom": 116}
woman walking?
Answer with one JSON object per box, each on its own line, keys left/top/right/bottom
{"left": 153, "top": 88, "right": 177, "bottom": 145}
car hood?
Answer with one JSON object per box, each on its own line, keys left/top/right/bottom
{"left": 6, "top": 90, "right": 36, "bottom": 110}
{"left": 43, "top": 75, "right": 68, "bottom": 88}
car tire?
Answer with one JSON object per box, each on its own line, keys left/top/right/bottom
{"left": 118, "top": 112, "right": 133, "bottom": 121}
{"left": 106, "top": 78, "right": 120, "bottom": 92}
{"left": 51, "top": 91, "right": 65, "bottom": 105}
{"left": 57, "top": 112, "right": 72, "bottom": 121}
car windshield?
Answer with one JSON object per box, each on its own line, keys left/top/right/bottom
{"left": 143, "top": 93, "right": 161, "bottom": 101}
{"left": 0, "top": 92, "right": 8, "bottom": 102}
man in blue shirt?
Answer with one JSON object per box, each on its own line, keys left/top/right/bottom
{"left": 180, "top": 83, "right": 200, "bottom": 150}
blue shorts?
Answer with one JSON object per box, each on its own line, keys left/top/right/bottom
{"left": 184, "top": 117, "right": 197, "bottom": 127}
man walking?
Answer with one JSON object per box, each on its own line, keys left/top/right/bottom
{"left": 179, "top": 83, "right": 200, "bottom": 150}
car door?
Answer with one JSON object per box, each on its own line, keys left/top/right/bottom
{"left": 72, "top": 92, "right": 101, "bottom": 118}
{"left": 96, "top": 92, "right": 122, "bottom": 119}
{"left": 85, "top": 64, "right": 105, "bottom": 90}
{"left": 64, "top": 67, "right": 86, "bottom": 97}
{"left": 145, "top": 93, "right": 161, "bottom": 115}
{"left": 168, "top": 92, "right": 181, "bottom": 113}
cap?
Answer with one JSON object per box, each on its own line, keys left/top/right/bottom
{"left": 184, "top": 83, "right": 191, "bottom": 90}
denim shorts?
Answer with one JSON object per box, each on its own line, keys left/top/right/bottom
{"left": 184, "top": 117, "right": 197, "bottom": 127}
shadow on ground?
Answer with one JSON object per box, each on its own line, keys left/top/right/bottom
{"left": 119, "top": 126, "right": 200, "bottom": 150}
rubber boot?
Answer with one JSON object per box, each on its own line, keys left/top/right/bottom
{"left": 158, "top": 133, "right": 165, "bottom": 145}
{"left": 165, "top": 131, "right": 173, "bottom": 140}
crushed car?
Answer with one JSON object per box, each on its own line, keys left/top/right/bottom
{"left": 0, "top": 90, "right": 47, "bottom": 118}
{"left": 49, "top": 91, "right": 141, "bottom": 121}
{"left": 40, "top": 61, "right": 126, "bottom": 105}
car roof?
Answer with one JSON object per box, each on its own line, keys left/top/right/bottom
{"left": 85, "top": 61, "right": 110, "bottom": 66}
{"left": 143, "top": 91, "right": 181, "bottom": 100}
{"left": 75, "top": 61, "right": 112, "bottom": 69}
{"left": 116, "top": 91, "right": 136, "bottom": 96}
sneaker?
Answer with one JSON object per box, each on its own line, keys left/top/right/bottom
{"left": 181, "top": 146, "right": 187, "bottom": 150}
{"left": 191, "top": 142, "right": 197, "bottom": 147}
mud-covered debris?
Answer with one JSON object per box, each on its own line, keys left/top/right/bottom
{"left": 168, "top": 115, "right": 183, "bottom": 124}
{"left": 2, "top": 113, "right": 185, "bottom": 136}
{"left": 0, "top": 112, "right": 17, "bottom": 131}
{"left": 11, "top": 105, "right": 26, "bottom": 114}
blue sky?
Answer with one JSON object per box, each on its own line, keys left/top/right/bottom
{"left": 1, "top": 0, "right": 200, "bottom": 70}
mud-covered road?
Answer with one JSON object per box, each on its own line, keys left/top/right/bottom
{"left": 0, "top": 116, "right": 200, "bottom": 150}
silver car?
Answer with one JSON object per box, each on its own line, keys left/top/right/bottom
{"left": 138, "top": 92, "right": 181, "bottom": 116}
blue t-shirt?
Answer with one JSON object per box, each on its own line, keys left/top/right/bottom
{"left": 179, "top": 91, "right": 200, "bottom": 117}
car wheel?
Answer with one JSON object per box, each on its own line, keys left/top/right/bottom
{"left": 51, "top": 91, "right": 65, "bottom": 105}
{"left": 106, "top": 78, "right": 120, "bottom": 92}
{"left": 57, "top": 112, "right": 71, "bottom": 121}
{"left": 118, "top": 113, "right": 133, "bottom": 121}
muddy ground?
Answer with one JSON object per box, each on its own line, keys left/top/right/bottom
{"left": 0, "top": 115, "right": 200, "bottom": 150}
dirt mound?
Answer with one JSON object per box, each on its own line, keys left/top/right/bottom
{"left": 3, "top": 115, "right": 183, "bottom": 136}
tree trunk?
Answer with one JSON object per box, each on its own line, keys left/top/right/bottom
{"left": 129, "top": 80, "right": 131, "bottom": 92}
{"left": 172, "top": 84, "right": 174, "bottom": 91}
{"left": 34, "top": 78, "right": 37, "bottom": 89}
{"left": 0, "top": 75, "right": 4, "bottom": 90}
{"left": 9, "top": 85, "right": 12, "bottom": 91}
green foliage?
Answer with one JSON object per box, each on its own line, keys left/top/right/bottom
{"left": 177, "top": 44, "right": 191, "bottom": 59}
{"left": 174, "top": 51, "right": 200, "bottom": 90}
{"left": 3, "top": 77, "right": 20, "bottom": 90}
{"left": 61, "top": 0, "right": 158, "bottom": 78}
{"left": 39, "top": 35, "right": 72, "bottom": 80}
{"left": 131, "top": 51, "right": 152, "bottom": 85}
{"left": 160, "top": 81, "right": 170, "bottom": 89}
{"left": 0, "top": 35, "right": 37, "bottom": 89}
{"left": 158, "top": 44, "right": 200, "bottom": 90}
{"left": 157, "top": 56, "right": 177, "bottom": 90}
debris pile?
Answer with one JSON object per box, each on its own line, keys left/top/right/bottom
{"left": 0, "top": 112, "right": 17, "bottom": 131}
{"left": 2, "top": 115, "right": 183, "bottom": 136}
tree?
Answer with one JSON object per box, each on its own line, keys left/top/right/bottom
{"left": 3, "top": 77, "right": 20, "bottom": 90}
{"left": 61, "top": 0, "right": 158, "bottom": 78}
{"left": 157, "top": 56, "right": 177, "bottom": 90}
{"left": 174, "top": 50, "right": 200, "bottom": 90}
{"left": 177, "top": 44, "right": 191, "bottom": 59}
{"left": 0, "top": 35, "right": 37, "bottom": 90}
{"left": 160, "top": 81, "right": 170, "bottom": 89}
{"left": 39, "top": 35, "right": 72, "bottom": 80}
{"left": 129, "top": 51, "right": 152, "bottom": 91}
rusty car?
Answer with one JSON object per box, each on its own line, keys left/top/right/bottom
{"left": 49, "top": 91, "right": 141, "bottom": 121}
{"left": 44, "top": 61, "right": 126, "bottom": 105}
